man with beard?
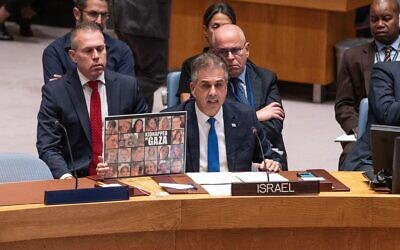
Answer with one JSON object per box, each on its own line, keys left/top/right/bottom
{"left": 37, "top": 22, "right": 147, "bottom": 179}
{"left": 42, "top": 0, "right": 134, "bottom": 83}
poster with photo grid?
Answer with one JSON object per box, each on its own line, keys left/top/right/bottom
{"left": 103, "top": 111, "right": 187, "bottom": 178}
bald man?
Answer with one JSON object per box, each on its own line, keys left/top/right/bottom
{"left": 210, "top": 24, "right": 288, "bottom": 170}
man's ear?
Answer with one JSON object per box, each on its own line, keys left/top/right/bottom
{"left": 190, "top": 82, "right": 196, "bottom": 97}
{"left": 73, "top": 7, "right": 81, "bottom": 23}
{"left": 68, "top": 49, "right": 77, "bottom": 63}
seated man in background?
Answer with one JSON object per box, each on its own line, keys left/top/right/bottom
{"left": 37, "top": 22, "right": 147, "bottom": 179}
{"left": 342, "top": 61, "right": 400, "bottom": 171}
{"left": 162, "top": 52, "right": 281, "bottom": 173}
{"left": 211, "top": 24, "right": 288, "bottom": 170}
{"left": 335, "top": 0, "right": 400, "bottom": 169}
{"left": 42, "top": 0, "right": 134, "bottom": 83}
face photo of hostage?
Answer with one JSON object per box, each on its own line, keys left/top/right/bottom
{"left": 105, "top": 134, "right": 118, "bottom": 149}
{"left": 172, "top": 130, "right": 184, "bottom": 144}
{"left": 158, "top": 145, "right": 170, "bottom": 160}
{"left": 159, "top": 117, "right": 171, "bottom": 130}
{"left": 131, "top": 162, "right": 144, "bottom": 176}
{"left": 123, "top": 133, "right": 135, "bottom": 147}
{"left": 171, "top": 159, "right": 183, "bottom": 173}
{"left": 157, "top": 160, "right": 170, "bottom": 174}
{"left": 171, "top": 115, "right": 184, "bottom": 129}
{"left": 145, "top": 117, "right": 159, "bottom": 131}
{"left": 133, "top": 118, "right": 144, "bottom": 133}
{"left": 145, "top": 146, "right": 158, "bottom": 161}
{"left": 118, "top": 163, "right": 130, "bottom": 177}
{"left": 118, "top": 119, "right": 132, "bottom": 134}
{"left": 105, "top": 148, "right": 118, "bottom": 163}
{"left": 145, "top": 161, "right": 157, "bottom": 175}
{"left": 118, "top": 148, "right": 131, "bottom": 162}
{"left": 171, "top": 144, "right": 184, "bottom": 159}
{"left": 106, "top": 120, "right": 117, "bottom": 134}
{"left": 131, "top": 147, "right": 145, "bottom": 161}
{"left": 105, "top": 163, "right": 117, "bottom": 178}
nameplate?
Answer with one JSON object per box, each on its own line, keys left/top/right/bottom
{"left": 231, "top": 181, "right": 320, "bottom": 196}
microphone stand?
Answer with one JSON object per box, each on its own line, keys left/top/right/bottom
{"left": 252, "top": 127, "right": 270, "bottom": 182}
{"left": 54, "top": 120, "right": 77, "bottom": 189}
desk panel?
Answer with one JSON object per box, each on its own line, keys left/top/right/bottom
{"left": 1, "top": 172, "right": 400, "bottom": 250}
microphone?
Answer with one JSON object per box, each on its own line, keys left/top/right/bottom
{"left": 251, "top": 126, "right": 270, "bottom": 182}
{"left": 53, "top": 119, "right": 77, "bottom": 189}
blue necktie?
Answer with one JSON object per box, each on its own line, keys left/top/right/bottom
{"left": 207, "top": 117, "right": 220, "bottom": 172}
{"left": 230, "top": 78, "right": 248, "bottom": 104}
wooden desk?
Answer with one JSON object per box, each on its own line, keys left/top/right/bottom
{"left": 169, "top": 0, "right": 370, "bottom": 102}
{"left": 1, "top": 172, "right": 399, "bottom": 249}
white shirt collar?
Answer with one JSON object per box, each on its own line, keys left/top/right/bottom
{"left": 77, "top": 70, "right": 106, "bottom": 87}
{"left": 194, "top": 102, "right": 224, "bottom": 125}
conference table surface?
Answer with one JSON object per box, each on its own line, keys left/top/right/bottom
{"left": 1, "top": 172, "right": 399, "bottom": 250}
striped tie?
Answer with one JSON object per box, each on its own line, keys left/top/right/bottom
{"left": 384, "top": 46, "right": 393, "bottom": 62}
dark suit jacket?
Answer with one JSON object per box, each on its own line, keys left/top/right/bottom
{"left": 177, "top": 59, "right": 287, "bottom": 169}
{"left": 36, "top": 70, "right": 148, "bottom": 178}
{"left": 111, "top": 0, "right": 171, "bottom": 39}
{"left": 163, "top": 99, "right": 282, "bottom": 172}
{"left": 335, "top": 42, "right": 375, "bottom": 134}
{"left": 42, "top": 32, "right": 135, "bottom": 83}
{"left": 343, "top": 62, "right": 400, "bottom": 171}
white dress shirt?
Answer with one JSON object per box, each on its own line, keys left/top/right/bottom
{"left": 195, "top": 104, "right": 228, "bottom": 172}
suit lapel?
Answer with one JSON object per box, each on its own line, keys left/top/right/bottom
{"left": 223, "top": 103, "right": 239, "bottom": 171}
{"left": 186, "top": 101, "right": 200, "bottom": 172}
{"left": 105, "top": 71, "right": 120, "bottom": 115}
{"left": 65, "top": 71, "right": 91, "bottom": 143}
{"left": 363, "top": 42, "right": 376, "bottom": 94}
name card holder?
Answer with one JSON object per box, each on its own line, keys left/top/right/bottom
{"left": 231, "top": 181, "right": 320, "bottom": 196}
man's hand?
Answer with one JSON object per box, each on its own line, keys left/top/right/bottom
{"left": 49, "top": 74, "right": 62, "bottom": 82}
{"left": 96, "top": 156, "right": 110, "bottom": 179}
{"left": 255, "top": 159, "right": 281, "bottom": 172}
{"left": 256, "top": 102, "right": 284, "bottom": 122}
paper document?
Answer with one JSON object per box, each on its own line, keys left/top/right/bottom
{"left": 335, "top": 133, "right": 356, "bottom": 142}
{"left": 202, "top": 184, "right": 232, "bottom": 196}
{"left": 234, "top": 172, "right": 288, "bottom": 182}
{"left": 159, "top": 183, "right": 195, "bottom": 190}
{"left": 186, "top": 172, "right": 242, "bottom": 185}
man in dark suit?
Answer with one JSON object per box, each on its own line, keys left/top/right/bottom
{"left": 37, "top": 22, "right": 147, "bottom": 179}
{"left": 163, "top": 52, "right": 281, "bottom": 173}
{"left": 335, "top": 0, "right": 400, "bottom": 169}
{"left": 343, "top": 61, "right": 400, "bottom": 171}
{"left": 42, "top": 0, "right": 134, "bottom": 83}
{"left": 110, "top": 0, "right": 171, "bottom": 111}
{"left": 210, "top": 24, "right": 288, "bottom": 170}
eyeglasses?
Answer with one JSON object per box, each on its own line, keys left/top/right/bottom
{"left": 215, "top": 43, "right": 246, "bottom": 57}
{"left": 81, "top": 10, "right": 110, "bottom": 20}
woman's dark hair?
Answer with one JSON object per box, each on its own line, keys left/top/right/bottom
{"left": 203, "top": 2, "right": 236, "bottom": 27}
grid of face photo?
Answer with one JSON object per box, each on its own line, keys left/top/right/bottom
{"left": 103, "top": 112, "right": 187, "bottom": 178}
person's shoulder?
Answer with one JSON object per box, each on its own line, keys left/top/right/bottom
{"left": 224, "top": 99, "right": 254, "bottom": 113}
{"left": 162, "top": 99, "right": 195, "bottom": 113}
{"left": 247, "top": 60, "right": 276, "bottom": 78}
{"left": 105, "top": 70, "right": 136, "bottom": 83}
{"left": 104, "top": 32, "right": 130, "bottom": 49}
{"left": 373, "top": 61, "right": 400, "bottom": 74}
{"left": 46, "top": 32, "right": 70, "bottom": 49}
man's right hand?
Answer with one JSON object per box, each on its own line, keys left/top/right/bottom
{"left": 256, "top": 102, "right": 285, "bottom": 122}
{"left": 49, "top": 74, "right": 62, "bottom": 82}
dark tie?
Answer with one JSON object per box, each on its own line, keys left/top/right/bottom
{"left": 230, "top": 78, "right": 248, "bottom": 104}
{"left": 384, "top": 46, "right": 393, "bottom": 62}
{"left": 88, "top": 80, "right": 102, "bottom": 175}
{"left": 207, "top": 117, "right": 220, "bottom": 172}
